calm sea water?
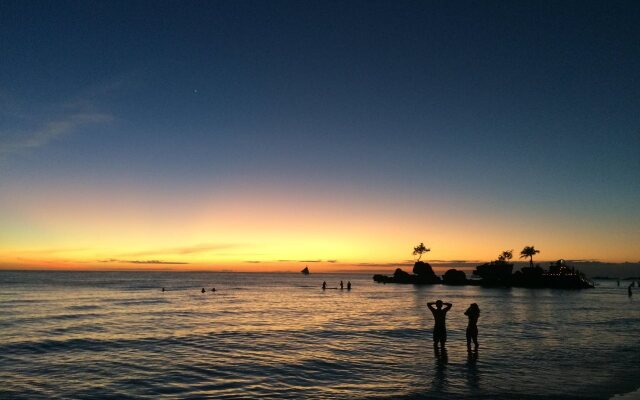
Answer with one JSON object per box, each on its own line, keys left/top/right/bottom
{"left": 1, "top": 271, "right": 639, "bottom": 399}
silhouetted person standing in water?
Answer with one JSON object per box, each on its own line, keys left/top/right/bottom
{"left": 465, "top": 303, "right": 480, "bottom": 352}
{"left": 201, "top": 288, "right": 206, "bottom": 293}
{"left": 347, "top": 281, "right": 351, "bottom": 290}
{"left": 427, "top": 300, "right": 452, "bottom": 348}
{"left": 322, "top": 281, "right": 327, "bottom": 290}
{"left": 340, "top": 280, "right": 344, "bottom": 290}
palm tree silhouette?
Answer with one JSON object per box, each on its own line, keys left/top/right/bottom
{"left": 520, "top": 246, "right": 540, "bottom": 268}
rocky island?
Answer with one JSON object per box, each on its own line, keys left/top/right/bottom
{"left": 373, "top": 245, "right": 594, "bottom": 289}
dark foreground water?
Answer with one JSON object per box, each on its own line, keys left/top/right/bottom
{"left": 1, "top": 271, "right": 639, "bottom": 399}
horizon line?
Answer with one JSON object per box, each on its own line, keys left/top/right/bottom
{"left": 1, "top": 259, "right": 639, "bottom": 274}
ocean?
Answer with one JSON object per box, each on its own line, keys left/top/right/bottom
{"left": 1, "top": 271, "right": 639, "bottom": 399}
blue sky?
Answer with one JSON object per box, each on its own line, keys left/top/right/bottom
{"left": 1, "top": 1, "right": 639, "bottom": 266}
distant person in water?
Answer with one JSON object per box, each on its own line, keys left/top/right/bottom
{"left": 427, "top": 300, "right": 452, "bottom": 348}
{"left": 347, "top": 281, "right": 351, "bottom": 290}
{"left": 211, "top": 288, "right": 216, "bottom": 292}
{"left": 465, "top": 303, "right": 480, "bottom": 351}
{"left": 322, "top": 281, "right": 327, "bottom": 290}
{"left": 629, "top": 284, "right": 633, "bottom": 297}
{"left": 340, "top": 280, "right": 344, "bottom": 290}
{"left": 201, "top": 288, "right": 206, "bottom": 293}
{"left": 162, "top": 287, "right": 165, "bottom": 292}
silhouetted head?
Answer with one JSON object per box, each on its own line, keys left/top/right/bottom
{"left": 469, "top": 303, "right": 480, "bottom": 314}
{"left": 435, "top": 300, "right": 443, "bottom": 309}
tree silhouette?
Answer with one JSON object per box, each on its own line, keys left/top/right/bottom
{"left": 520, "top": 246, "right": 540, "bottom": 267}
{"left": 498, "top": 249, "right": 513, "bottom": 262}
{"left": 412, "top": 242, "right": 430, "bottom": 262}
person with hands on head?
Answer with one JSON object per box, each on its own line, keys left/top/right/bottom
{"left": 427, "top": 300, "right": 452, "bottom": 348}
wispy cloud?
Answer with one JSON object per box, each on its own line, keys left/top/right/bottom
{"left": 122, "top": 243, "right": 241, "bottom": 257}
{"left": 353, "top": 262, "right": 412, "bottom": 267}
{"left": 0, "top": 77, "right": 130, "bottom": 161}
{"left": 248, "top": 259, "right": 339, "bottom": 264}
{"left": 274, "top": 259, "right": 339, "bottom": 263}
{"left": 98, "top": 258, "right": 189, "bottom": 265}
{"left": 0, "top": 112, "right": 112, "bottom": 159}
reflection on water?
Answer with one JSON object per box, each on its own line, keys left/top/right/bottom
{"left": 0, "top": 271, "right": 639, "bottom": 399}
{"left": 466, "top": 350, "right": 479, "bottom": 392}
{"left": 432, "top": 345, "right": 448, "bottom": 393}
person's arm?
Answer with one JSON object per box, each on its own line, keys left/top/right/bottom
{"left": 427, "top": 302, "right": 436, "bottom": 311}
{"left": 464, "top": 307, "right": 470, "bottom": 316}
{"left": 443, "top": 303, "right": 452, "bottom": 311}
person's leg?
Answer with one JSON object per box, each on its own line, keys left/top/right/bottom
{"left": 472, "top": 327, "right": 479, "bottom": 350}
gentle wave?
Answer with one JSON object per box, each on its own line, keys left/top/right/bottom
{"left": 612, "top": 389, "right": 640, "bottom": 400}
{"left": 66, "top": 304, "right": 102, "bottom": 311}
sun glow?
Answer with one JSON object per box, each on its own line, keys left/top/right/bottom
{"left": 1, "top": 176, "right": 639, "bottom": 271}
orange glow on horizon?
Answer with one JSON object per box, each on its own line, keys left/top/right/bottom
{"left": 1, "top": 180, "right": 639, "bottom": 271}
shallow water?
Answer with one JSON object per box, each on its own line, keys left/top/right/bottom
{"left": 1, "top": 271, "right": 639, "bottom": 399}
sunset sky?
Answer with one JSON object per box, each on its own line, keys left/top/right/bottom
{"left": 1, "top": 1, "right": 639, "bottom": 271}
